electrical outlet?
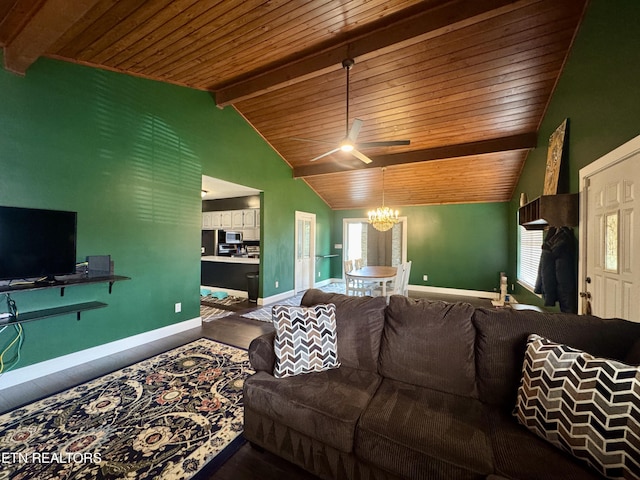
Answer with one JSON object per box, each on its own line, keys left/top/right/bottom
{"left": 174, "top": 302, "right": 182, "bottom": 313}
{"left": 318, "top": 272, "right": 321, "bottom": 277}
{"left": 275, "top": 281, "right": 279, "bottom": 288}
{"left": 423, "top": 274, "right": 428, "bottom": 281}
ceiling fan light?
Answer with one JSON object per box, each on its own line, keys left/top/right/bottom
{"left": 340, "top": 141, "right": 354, "bottom": 152}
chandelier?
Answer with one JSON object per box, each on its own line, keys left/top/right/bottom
{"left": 368, "top": 167, "right": 399, "bottom": 232}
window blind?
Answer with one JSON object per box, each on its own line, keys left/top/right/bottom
{"left": 518, "top": 226, "right": 543, "bottom": 290}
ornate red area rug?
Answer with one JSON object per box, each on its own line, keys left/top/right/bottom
{"left": 0, "top": 338, "right": 253, "bottom": 479}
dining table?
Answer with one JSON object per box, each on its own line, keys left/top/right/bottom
{"left": 346, "top": 265, "right": 398, "bottom": 297}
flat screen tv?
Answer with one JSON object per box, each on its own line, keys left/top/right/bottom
{"left": 0, "top": 206, "right": 77, "bottom": 282}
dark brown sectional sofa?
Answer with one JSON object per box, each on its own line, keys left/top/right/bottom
{"left": 242, "top": 289, "right": 640, "bottom": 480}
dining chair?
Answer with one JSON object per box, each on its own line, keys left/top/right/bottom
{"left": 344, "top": 259, "right": 354, "bottom": 274}
{"left": 345, "top": 259, "right": 371, "bottom": 296}
{"left": 372, "top": 263, "right": 403, "bottom": 300}
{"left": 401, "top": 261, "right": 412, "bottom": 296}
{"left": 380, "top": 261, "right": 411, "bottom": 300}
{"left": 344, "top": 260, "right": 358, "bottom": 296}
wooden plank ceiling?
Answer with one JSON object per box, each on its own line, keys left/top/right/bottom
{"left": 0, "top": 0, "right": 587, "bottom": 209}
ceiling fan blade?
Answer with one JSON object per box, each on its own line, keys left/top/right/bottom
{"left": 347, "top": 118, "right": 363, "bottom": 142}
{"left": 310, "top": 148, "right": 341, "bottom": 162}
{"left": 351, "top": 149, "right": 373, "bottom": 164}
{"left": 291, "top": 137, "right": 335, "bottom": 145}
{"left": 356, "top": 140, "right": 411, "bottom": 148}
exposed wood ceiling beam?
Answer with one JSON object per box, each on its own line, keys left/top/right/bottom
{"left": 292, "top": 132, "right": 537, "bottom": 178}
{"left": 3, "top": 0, "right": 101, "bottom": 75}
{"left": 214, "top": 0, "right": 522, "bottom": 107}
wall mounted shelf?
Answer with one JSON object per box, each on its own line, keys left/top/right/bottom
{"left": 3, "top": 301, "right": 108, "bottom": 325}
{"left": 518, "top": 193, "right": 579, "bottom": 230}
{"left": 0, "top": 275, "right": 130, "bottom": 296}
{"left": 0, "top": 275, "right": 130, "bottom": 324}
{"left": 315, "top": 254, "right": 339, "bottom": 261}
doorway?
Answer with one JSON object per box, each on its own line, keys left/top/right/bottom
{"left": 342, "top": 218, "right": 407, "bottom": 273}
{"left": 579, "top": 134, "right": 640, "bottom": 321}
{"left": 295, "top": 211, "right": 316, "bottom": 293}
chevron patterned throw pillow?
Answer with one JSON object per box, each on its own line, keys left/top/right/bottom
{"left": 272, "top": 303, "right": 340, "bottom": 378}
{"left": 514, "top": 333, "right": 640, "bottom": 480}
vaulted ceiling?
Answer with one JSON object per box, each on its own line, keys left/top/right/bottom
{"left": 0, "top": 0, "right": 587, "bottom": 209}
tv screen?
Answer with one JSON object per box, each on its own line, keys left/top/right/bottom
{"left": 0, "top": 206, "right": 77, "bottom": 282}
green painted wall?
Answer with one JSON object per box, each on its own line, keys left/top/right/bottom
{"left": 509, "top": 0, "right": 640, "bottom": 306}
{"left": 0, "top": 55, "right": 202, "bottom": 367}
{"left": 197, "top": 106, "right": 333, "bottom": 298}
{"left": 0, "top": 53, "right": 331, "bottom": 369}
{"left": 333, "top": 202, "right": 509, "bottom": 292}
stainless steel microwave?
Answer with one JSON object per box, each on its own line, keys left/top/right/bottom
{"left": 225, "top": 231, "right": 243, "bottom": 244}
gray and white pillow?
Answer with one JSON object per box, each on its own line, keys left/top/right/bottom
{"left": 514, "top": 333, "right": 640, "bottom": 480}
{"left": 272, "top": 303, "right": 340, "bottom": 378}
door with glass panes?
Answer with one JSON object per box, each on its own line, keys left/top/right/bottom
{"left": 581, "top": 136, "right": 640, "bottom": 320}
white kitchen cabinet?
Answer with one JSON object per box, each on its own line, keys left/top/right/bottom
{"left": 231, "top": 211, "right": 244, "bottom": 229}
{"left": 243, "top": 209, "right": 256, "bottom": 228}
{"left": 202, "top": 212, "right": 213, "bottom": 230}
{"left": 243, "top": 228, "right": 260, "bottom": 241}
{"left": 221, "top": 211, "right": 232, "bottom": 228}
{"left": 211, "top": 211, "right": 223, "bottom": 229}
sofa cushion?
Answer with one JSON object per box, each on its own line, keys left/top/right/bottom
{"left": 488, "top": 408, "right": 604, "bottom": 480}
{"left": 514, "top": 334, "right": 640, "bottom": 480}
{"left": 379, "top": 296, "right": 478, "bottom": 397}
{"left": 272, "top": 303, "right": 340, "bottom": 378}
{"left": 625, "top": 338, "right": 640, "bottom": 365}
{"left": 355, "top": 378, "right": 493, "bottom": 479}
{"left": 248, "top": 332, "right": 276, "bottom": 373}
{"left": 472, "top": 307, "right": 640, "bottom": 408}
{"left": 243, "top": 366, "right": 382, "bottom": 453}
{"left": 301, "top": 289, "right": 387, "bottom": 372}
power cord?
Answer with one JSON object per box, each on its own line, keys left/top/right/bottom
{"left": 0, "top": 294, "right": 23, "bottom": 375}
{"left": 7, "top": 293, "right": 18, "bottom": 318}
{"left": 0, "top": 323, "right": 23, "bottom": 375}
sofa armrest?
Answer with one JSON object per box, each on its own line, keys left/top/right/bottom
{"left": 248, "top": 331, "right": 276, "bottom": 373}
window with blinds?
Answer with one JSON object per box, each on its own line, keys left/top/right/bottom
{"left": 518, "top": 226, "right": 543, "bottom": 290}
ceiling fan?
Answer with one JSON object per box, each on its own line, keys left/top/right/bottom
{"left": 296, "top": 58, "right": 410, "bottom": 164}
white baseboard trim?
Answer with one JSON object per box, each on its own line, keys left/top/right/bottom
{"left": 261, "top": 279, "right": 334, "bottom": 306}
{"left": 309, "top": 280, "right": 499, "bottom": 300}
{"left": 204, "top": 281, "right": 500, "bottom": 311}
{"left": 0, "top": 317, "right": 202, "bottom": 390}
{"left": 406, "top": 284, "right": 499, "bottom": 300}
{"left": 261, "top": 289, "right": 296, "bottom": 306}
{"left": 314, "top": 278, "right": 333, "bottom": 288}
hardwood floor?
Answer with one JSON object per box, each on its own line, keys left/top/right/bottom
{"left": 0, "top": 288, "right": 494, "bottom": 479}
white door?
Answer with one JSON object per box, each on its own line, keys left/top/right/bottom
{"left": 580, "top": 134, "right": 640, "bottom": 321}
{"left": 342, "top": 218, "right": 408, "bottom": 268}
{"left": 295, "top": 211, "right": 315, "bottom": 293}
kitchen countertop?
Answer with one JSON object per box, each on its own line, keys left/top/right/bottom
{"left": 201, "top": 255, "right": 260, "bottom": 265}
